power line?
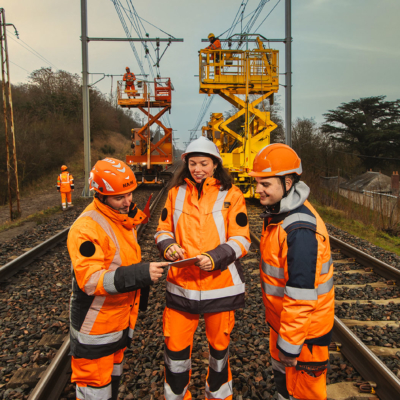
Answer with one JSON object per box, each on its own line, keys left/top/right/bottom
{"left": 9, "top": 60, "right": 30, "bottom": 73}
{"left": 254, "top": 0, "right": 281, "bottom": 33}
{"left": 7, "top": 29, "right": 58, "bottom": 70}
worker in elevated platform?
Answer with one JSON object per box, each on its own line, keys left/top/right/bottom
{"left": 155, "top": 136, "right": 251, "bottom": 400}
{"left": 67, "top": 157, "right": 168, "bottom": 400}
{"left": 57, "top": 165, "right": 74, "bottom": 210}
{"left": 123, "top": 67, "right": 136, "bottom": 96}
{"left": 205, "top": 33, "right": 221, "bottom": 75}
{"left": 249, "top": 144, "right": 334, "bottom": 400}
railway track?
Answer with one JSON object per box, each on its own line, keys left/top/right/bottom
{"left": 0, "top": 185, "right": 165, "bottom": 399}
{"left": 247, "top": 200, "right": 400, "bottom": 400}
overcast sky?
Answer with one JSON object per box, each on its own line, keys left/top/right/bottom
{"left": 3, "top": 0, "right": 400, "bottom": 150}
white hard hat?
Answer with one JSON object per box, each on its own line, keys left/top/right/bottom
{"left": 181, "top": 136, "right": 222, "bottom": 163}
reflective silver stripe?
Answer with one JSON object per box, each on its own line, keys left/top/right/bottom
{"left": 79, "top": 210, "right": 122, "bottom": 271}
{"left": 275, "top": 165, "right": 302, "bottom": 176}
{"left": 226, "top": 240, "right": 242, "bottom": 258}
{"left": 128, "top": 327, "right": 134, "bottom": 338}
{"left": 318, "top": 276, "right": 334, "bottom": 295}
{"left": 84, "top": 270, "right": 103, "bottom": 295}
{"left": 321, "top": 256, "right": 332, "bottom": 275}
{"left": 166, "top": 281, "right": 245, "bottom": 301}
{"left": 271, "top": 357, "right": 286, "bottom": 374}
{"left": 228, "top": 235, "right": 251, "bottom": 252}
{"left": 289, "top": 396, "right": 300, "bottom": 400}
{"left": 205, "top": 380, "right": 233, "bottom": 399}
{"left": 277, "top": 335, "right": 303, "bottom": 355}
{"left": 103, "top": 270, "right": 118, "bottom": 294}
{"left": 77, "top": 210, "right": 123, "bottom": 334}
{"left": 155, "top": 233, "right": 174, "bottom": 243}
{"left": 173, "top": 184, "right": 187, "bottom": 233}
{"left": 112, "top": 362, "right": 124, "bottom": 376}
{"left": 209, "top": 349, "right": 229, "bottom": 372}
{"left": 164, "top": 353, "right": 191, "bottom": 374}
{"left": 71, "top": 325, "right": 124, "bottom": 345}
{"left": 262, "top": 260, "right": 284, "bottom": 279}
{"left": 164, "top": 382, "right": 188, "bottom": 400}
{"left": 80, "top": 296, "right": 106, "bottom": 335}
{"left": 76, "top": 384, "right": 111, "bottom": 400}
{"left": 212, "top": 190, "right": 229, "bottom": 244}
{"left": 228, "top": 262, "right": 243, "bottom": 285}
{"left": 281, "top": 213, "right": 316, "bottom": 230}
{"left": 261, "top": 281, "right": 284, "bottom": 297}
{"left": 285, "top": 286, "right": 318, "bottom": 301}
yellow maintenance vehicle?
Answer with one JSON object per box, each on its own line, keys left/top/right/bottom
{"left": 199, "top": 34, "right": 279, "bottom": 197}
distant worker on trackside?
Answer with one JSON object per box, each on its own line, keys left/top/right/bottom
{"left": 67, "top": 157, "right": 168, "bottom": 400}
{"left": 204, "top": 33, "right": 221, "bottom": 75}
{"left": 249, "top": 144, "right": 334, "bottom": 400}
{"left": 57, "top": 165, "right": 74, "bottom": 210}
{"left": 123, "top": 67, "right": 136, "bottom": 94}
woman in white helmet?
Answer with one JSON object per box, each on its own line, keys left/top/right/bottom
{"left": 155, "top": 136, "right": 251, "bottom": 400}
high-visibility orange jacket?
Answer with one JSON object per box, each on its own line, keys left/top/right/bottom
{"left": 155, "top": 177, "right": 251, "bottom": 314}
{"left": 123, "top": 72, "right": 136, "bottom": 85}
{"left": 57, "top": 171, "right": 74, "bottom": 193}
{"left": 259, "top": 182, "right": 334, "bottom": 358}
{"left": 67, "top": 198, "right": 151, "bottom": 359}
{"left": 206, "top": 39, "right": 221, "bottom": 50}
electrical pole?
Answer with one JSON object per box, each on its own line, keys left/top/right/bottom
{"left": 0, "top": 8, "right": 21, "bottom": 220}
{"left": 81, "top": 0, "right": 91, "bottom": 197}
{"left": 285, "top": 0, "right": 292, "bottom": 147}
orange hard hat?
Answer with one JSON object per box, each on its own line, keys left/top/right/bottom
{"left": 248, "top": 144, "right": 302, "bottom": 178}
{"left": 89, "top": 158, "right": 137, "bottom": 195}
{"left": 61, "top": 165, "right": 68, "bottom": 171}
{"left": 126, "top": 67, "right": 130, "bottom": 70}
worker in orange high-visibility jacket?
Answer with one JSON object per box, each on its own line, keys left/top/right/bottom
{"left": 57, "top": 165, "right": 74, "bottom": 210}
{"left": 67, "top": 157, "right": 168, "bottom": 400}
{"left": 249, "top": 144, "right": 334, "bottom": 400}
{"left": 123, "top": 66, "right": 136, "bottom": 94}
{"left": 204, "top": 33, "right": 221, "bottom": 75}
{"left": 155, "top": 136, "right": 251, "bottom": 400}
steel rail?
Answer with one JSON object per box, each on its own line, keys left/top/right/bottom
{"left": 0, "top": 227, "right": 69, "bottom": 281}
{"left": 330, "top": 235, "right": 400, "bottom": 285}
{"left": 28, "top": 180, "right": 172, "bottom": 400}
{"left": 249, "top": 230, "right": 400, "bottom": 400}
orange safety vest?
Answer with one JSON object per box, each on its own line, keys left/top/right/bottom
{"left": 123, "top": 72, "right": 136, "bottom": 85}
{"left": 67, "top": 198, "right": 149, "bottom": 359}
{"left": 259, "top": 182, "right": 334, "bottom": 357}
{"left": 206, "top": 39, "right": 221, "bottom": 50}
{"left": 57, "top": 171, "right": 74, "bottom": 193}
{"left": 155, "top": 177, "right": 251, "bottom": 314}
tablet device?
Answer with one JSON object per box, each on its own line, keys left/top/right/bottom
{"left": 168, "top": 257, "right": 200, "bottom": 268}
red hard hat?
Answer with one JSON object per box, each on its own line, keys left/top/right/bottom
{"left": 249, "top": 144, "right": 302, "bottom": 177}
{"left": 89, "top": 158, "right": 137, "bottom": 195}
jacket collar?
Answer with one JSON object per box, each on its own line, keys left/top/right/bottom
{"left": 93, "top": 198, "right": 144, "bottom": 230}
{"left": 184, "top": 177, "right": 220, "bottom": 192}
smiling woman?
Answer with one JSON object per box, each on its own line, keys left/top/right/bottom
{"left": 155, "top": 136, "right": 251, "bottom": 400}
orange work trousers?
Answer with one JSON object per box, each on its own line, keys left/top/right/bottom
{"left": 269, "top": 329, "right": 328, "bottom": 400}
{"left": 163, "top": 307, "right": 235, "bottom": 400}
{"left": 61, "top": 192, "right": 72, "bottom": 209}
{"left": 72, "top": 347, "right": 125, "bottom": 400}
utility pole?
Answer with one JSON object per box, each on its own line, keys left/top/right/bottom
{"left": 81, "top": 0, "right": 91, "bottom": 197}
{"left": 80, "top": 0, "right": 182, "bottom": 196}
{"left": 285, "top": 0, "right": 292, "bottom": 147}
{"left": 0, "top": 8, "right": 21, "bottom": 220}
